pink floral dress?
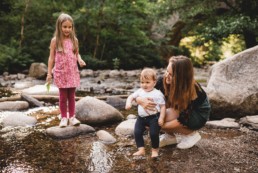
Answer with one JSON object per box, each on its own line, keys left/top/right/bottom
{"left": 53, "top": 39, "right": 80, "bottom": 88}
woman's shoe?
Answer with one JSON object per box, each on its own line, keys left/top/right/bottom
{"left": 159, "top": 133, "right": 177, "bottom": 147}
{"left": 177, "top": 131, "right": 201, "bottom": 149}
{"left": 59, "top": 118, "right": 68, "bottom": 128}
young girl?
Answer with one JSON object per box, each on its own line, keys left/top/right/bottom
{"left": 125, "top": 68, "right": 166, "bottom": 158}
{"left": 136, "top": 56, "right": 211, "bottom": 149}
{"left": 46, "top": 13, "right": 86, "bottom": 128}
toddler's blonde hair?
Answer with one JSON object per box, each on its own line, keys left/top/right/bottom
{"left": 140, "top": 68, "right": 157, "bottom": 81}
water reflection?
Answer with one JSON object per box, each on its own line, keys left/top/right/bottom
{"left": 2, "top": 160, "right": 34, "bottom": 173}
{"left": 87, "top": 141, "right": 113, "bottom": 173}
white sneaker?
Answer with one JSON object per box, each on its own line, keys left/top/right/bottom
{"left": 177, "top": 131, "right": 201, "bottom": 149}
{"left": 159, "top": 133, "right": 177, "bottom": 147}
{"left": 69, "top": 117, "right": 81, "bottom": 126}
{"left": 59, "top": 118, "right": 68, "bottom": 128}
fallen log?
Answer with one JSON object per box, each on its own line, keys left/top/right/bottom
{"left": 0, "top": 94, "right": 129, "bottom": 102}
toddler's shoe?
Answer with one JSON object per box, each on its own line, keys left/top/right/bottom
{"left": 69, "top": 117, "right": 81, "bottom": 126}
{"left": 177, "top": 131, "right": 201, "bottom": 149}
{"left": 159, "top": 133, "right": 177, "bottom": 147}
{"left": 59, "top": 118, "right": 68, "bottom": 128}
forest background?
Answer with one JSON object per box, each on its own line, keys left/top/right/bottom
{"left": 0, "top": 0, "right": 257, "bottom": 74}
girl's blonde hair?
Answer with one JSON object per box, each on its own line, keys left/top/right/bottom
{"left": 140, "top": 68, "right": 157, "bottom": 81}
{"left": 163, "top": 55, "right": 197, "bottom": 111}
{"left": 54, "top": 13, "right": 78, "bottom": 53}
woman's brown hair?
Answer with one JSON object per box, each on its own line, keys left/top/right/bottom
{"left": 163, "top": 55, "right": 197, "bottom": 111}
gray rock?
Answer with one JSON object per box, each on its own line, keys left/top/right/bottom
{"left": 22, "top": 84, "right": 59, "bottom": 95}
{"left": 206, "top": 45, "right": 258, "bottom": 119}
{"left": 96, "top": 130, "right": 116, "bottom": 144}
{"left": 239, "top": 115, "right": 258, "bottom": 130}
{"left": 0, "top": 101, "right": 29, "bottom": 111}
{"left": 115, "top": 119, "right": 136, "bottom": 136}
{"left": 2, "top": 112, "right": 37, "bottom": 127}
{"left": 28, "top": 63, "right": 47, "bottom": 79}
{"left": 206, "top": 118, "right": 240, "bottom": 129}
{"left": 46, "top": 124, "right": 95, "bottom": 139}
{"left": 76, "top": 96, "right": 124, "bottom": 125}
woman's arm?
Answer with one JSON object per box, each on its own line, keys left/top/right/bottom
{"left": 135, "top": 97, "right": 156, "bottom": 111}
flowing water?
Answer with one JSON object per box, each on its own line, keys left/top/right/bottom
{"left": 1, "top": 108, "right": 258, "bottom": 173}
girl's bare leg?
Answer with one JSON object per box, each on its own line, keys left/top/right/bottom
{"left": 133, "top": 147, "right": 145, "bottom": 156}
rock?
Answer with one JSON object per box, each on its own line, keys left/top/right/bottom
{"left": 0, "top": 101, "right": 29, "bottom": 111}
{"left": 239, "top": 115, "right": 258, "bottom": 130}
{"left": 115, "top": 119, "right": 136, "bottom": 136}
{"left": 206, "top": 118, "right": 240, "bottom": 129}
{"left": 105, "top": 96, "right": 126, "bottom": 109}
{"left": 22, "top": 84, "right": 59, "bottom": 95}
{"left": 28, "top": 63, "right": 47, "bottom": 79}
{"left": 80, "top": 69, "right": 94, "bottom": 77}
{"left": 126, "top": 114, "right": 137, "bottom": 119}
{"left": 75, "top": 96, "right": 124, "bottom": 125}
{"left": 206, "top": 45, "right": 258, "bottom": 119}
{"left": 1, "top": 112, "right": 37, "bottom": 127}
{"left": 96, "top": 130, "right": 116, "bottom": 144}
{"left": 46, "top": 124, "right": 95, "bottom": 139}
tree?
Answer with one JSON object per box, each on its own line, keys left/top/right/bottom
{"left": 159, "top": 0, "right": 258, "bottom": 49}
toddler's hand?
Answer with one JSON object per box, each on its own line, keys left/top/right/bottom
{"left": 158, "top": 118, "right": 164, "bottom": 126}
{"left": 125, "top": 104, "right": 132, "bottom": 110}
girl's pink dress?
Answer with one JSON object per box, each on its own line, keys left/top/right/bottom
{"left": 53, "top": 39, "right": 80, "bottom": 88}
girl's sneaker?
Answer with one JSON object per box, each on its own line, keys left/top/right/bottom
{"left": 59, "top": 118, "right": 68, "bottom": 128}
{"left": 69, "top": 117, "right": 81, "bottom": 126}
{"left": 176, "top": 131, "right": 201, "bottom": 149}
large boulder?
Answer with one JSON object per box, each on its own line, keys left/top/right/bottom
{"left": 28, "top": 62, "right": 47, "bottom": 79}
{"left": 75, "top": 96, "right": 124, "bottom": 125}
{"left": 206, "top": 45, "right": 258, "bottom": 119}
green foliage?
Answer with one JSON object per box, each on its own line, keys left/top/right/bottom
{"left": 82, "top": 55, "right": 108, "bottom": 70}
{"left": 112, "top": 58, "right": 120, "bottom": 70}
{"left": 0, "top": 0, "right": 258, "bottom": 73}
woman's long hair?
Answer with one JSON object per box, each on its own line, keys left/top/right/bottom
{"left": 163, "top": 56, "right": 197, "bottom": 111}
{"left": 54, "top": 13, "right": 78, "bottom": 54}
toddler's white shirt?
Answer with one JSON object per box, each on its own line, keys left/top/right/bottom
{"left": 131, "top": 88, "right": 165, "bottom": 117}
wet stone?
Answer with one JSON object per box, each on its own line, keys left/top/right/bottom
{"left": 46, "top": 124, "right": 95, "bottom": 139}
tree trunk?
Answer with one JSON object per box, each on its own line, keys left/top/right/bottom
{"left": 20, "top": 0, "right": 30, "bottom": 48}
{"left": 243, "top": 30, "right": 257, "bottom": 49}
{"left": 93, "top": 0, "right": 105, "bottom": 58}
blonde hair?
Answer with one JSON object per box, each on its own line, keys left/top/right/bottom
{"left": 54, "top": 13, "right": 78, "bottom": 53}
{"left": 140, "top": 68, "right": 157, "bottom": 81}
{"left": 163, "top": 55, "right": 197, "bottom": 111}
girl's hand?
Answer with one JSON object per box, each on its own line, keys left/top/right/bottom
{"left": 78, "top": 59, "right": 86, "bottom": 67}
{"left": 158, "top": 118, "right": 164, "bottom": 126}
{"left": 46, "top": 74, "right": 52, "bottom": 84}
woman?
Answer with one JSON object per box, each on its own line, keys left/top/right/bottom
{"left": 136, "top": 55, "right": 211, "bottom": 149}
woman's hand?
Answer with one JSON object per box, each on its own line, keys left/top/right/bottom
{"left": 136, "top": 97, "right": 156, "bottom": 112}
